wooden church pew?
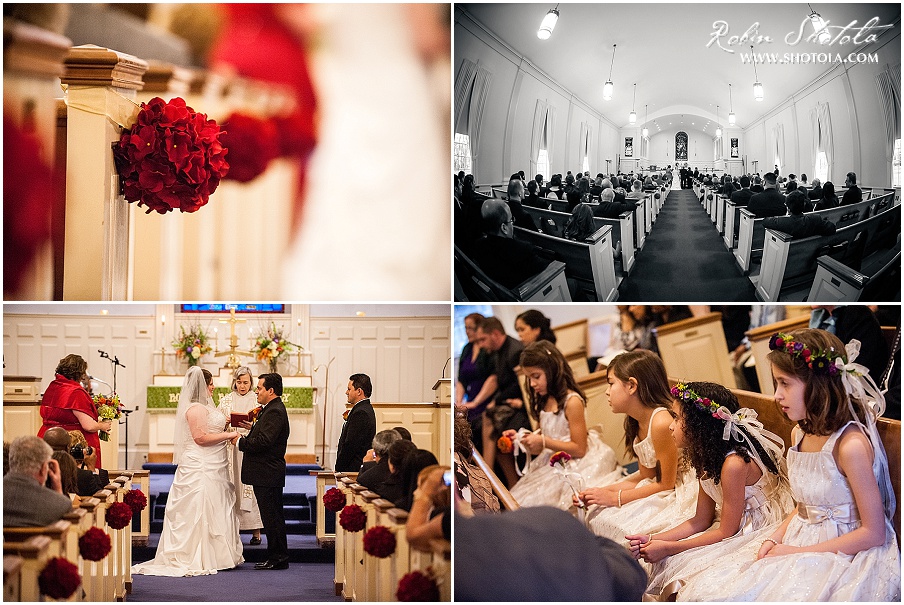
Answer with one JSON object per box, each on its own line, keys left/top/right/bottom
{"left": 654, "top": 312, "right": 738, "bottom": 389}
{"left": 554, "top": 319, "right": 590, "bottom": 379}
{"left": 3, "top": 536, "right": 53, "bottom": 602}
{"left": 521, "top": 205, "right": 636, "bottom": 275}
{"left": 470, "top": 449, "right": 520, "bottom": 511}
{"left": 753, "top": 203, "right": 901, "bottom": 302}
{"left": 808, "top": 247, "right": 902, "bottom": 302}
{"left": 4, "top": 555, "right": 24, "bottom": 602}
{"left": 745, "top": 313, "right": 811, "bottom": 396}
{"left": 514, "top": 225, "right": 620, "bottom": 302}
{"left": 454, "top": 244, "right": 571, "bottom": 302}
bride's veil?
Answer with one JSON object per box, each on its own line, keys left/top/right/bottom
{"left": 173, "top": 366, "right": 212, "bottom": 464}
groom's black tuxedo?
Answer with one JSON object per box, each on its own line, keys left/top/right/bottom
{"left": 239, "top": 397, "right": 290, "bottom": 565}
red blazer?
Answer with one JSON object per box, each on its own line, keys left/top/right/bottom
{"left": 38, "top": 375, "right": 103, "bottom": 468}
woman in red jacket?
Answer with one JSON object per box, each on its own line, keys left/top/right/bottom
{"left": 38, "top": 355, "right": 111, "bottom": 468}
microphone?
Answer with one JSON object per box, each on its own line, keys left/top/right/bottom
{"left": 442, "top": 357, "right": 452, "bottom": 378}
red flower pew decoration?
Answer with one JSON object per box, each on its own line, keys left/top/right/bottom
{"left": 123, "top": 488, "right": 148, "bottom": 516}
{"left": 338, "top": 504, "right": 366, "bottom": 532}
{"left": 220, "top": 112, "right": 279, "bottom": 183}
{"left": 363, "top": 525, "right": 396, "bottom": 558}
{"left": 113, "top": 97, "right": 229, "bottom": 214}
{"left": 78, "top": 526, "right": 112, "bottom": 561}
{"left": 397, "top": 569, "right": 440, "bottom": 601}
{"left": 107, "top": 501, "right": 133, "bottom": 530}
{"left": 38, "top": 557, "right": 81, "bottom": 600}
{"left": 323, "top": 487, "right": 346, "bottom": 513}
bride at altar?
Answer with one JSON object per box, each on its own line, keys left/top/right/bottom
{"left": 133, "top": 367, "right": 244, "bottom": 577}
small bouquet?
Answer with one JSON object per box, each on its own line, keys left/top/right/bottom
{"left": 496, "top": 435, "right": 513, "bottom": 454}
{"left": 173, "top": 324, "right": 212, "bottom": 366}
{"left": 93, "top": 394, "right": 122, "bottom": 442}
{"left": 252, "top": 323, "right": 298, "bottom": 372}
{"left": 550, "top": 451, "right": 585, "bottom": 510}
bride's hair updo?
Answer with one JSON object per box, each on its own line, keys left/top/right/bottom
{"left": 201, "top": 367, "right": 213, "bottom": 386}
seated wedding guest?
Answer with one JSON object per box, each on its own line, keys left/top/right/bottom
{"left": 356, "top": 429, "right": 401, "bottom": 487}
{"left": 577, "top": 175, "right": 592, "bottom": 202}
{"left": 720, "top": 175, "right": 735, "bottom": 197}
{"left": 392, "top": 426, "right": 412, "bottom": 441}
{"left": 455, "top": 506, "right": 648, "bottom": 601}
{"left": 799, "top": 173, "right": 809, "bottom": 187}
{"left": 807, "top": 178, "right": 823, "bottom": 201}
{"left": 4, "top": 436, "right": 72, "bottom": 527}
{"left": 396, "top": 448, "right": 440, "bottom": 511}
{"left": 564, "top": 203, "right": 596, "bottom": 241}
{"left": 374, "top": 438, "right": 418, "bottom": 504}
{"left": 764, "top": 190, "right": 836, "bottom": 238}
{"left": 590, "top": 176, "right": 604, "bottom": 198}
{"left": 784, "top": 173, "right": 797, "bottom": 193}
{"left": 548, "top": 173, "right": 563, "bottom": 199}
{"left": 514, "top": 309, "right": 557, "bottom": 346}
{"left": 471, "top": 200, "right": 551, "bottom": 289}
{"left": 652, "top": 305, "right": 693, "bottom": 327}
{"left": 406, "top": 465, "right": 451, "bottom": 552}
{"left": 841, "top": 171, "right": 862, "bottom": 205}
{"left": 523, "top": 179, "right": 547, "bottom": 209}
{"left": 730, "top": 175, "right": 754, "bottom": 207}
{"left": 67, "top": 430, "right": 109, "bottom": 497}
{"left": 626, "top": 179, "right": 645, "bottom": 200}
{"left": 565, "top": 189, "right": 582, "bottom": 213}
{"left": 507, "top": 179, "right": 539, "bottom": 231}
{"left": 563, "top": 173, "right": 577, "bottom": 197}
{"left": 534, "top": 173, "right": 545, "bottom": 195}
{"left": 747, "top": 173, "right": 787, "bottom": 218}
{"left": 593, "top": 188, "right": 637, "bottom": 219}
{"left": 812, "top": 180, "right": 839, "bottom": 211}
{"left": 750, "top": 175, "right": 765, "bottom": 193}
{"left": 50, "top": 450, "right": 80, "bottom": 503}
{"left": 810, "top": 305, "right": 889, "bottom": 382}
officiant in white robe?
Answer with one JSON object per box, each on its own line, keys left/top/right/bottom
{"left": 219, "top": 366, "right": 264, "bottom": 544}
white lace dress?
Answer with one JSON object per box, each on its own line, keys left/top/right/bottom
{"left": 645, "top": 453, "right": 795, "bottom": 600}
{"left": 219, "top": 391, "right": 263, "bottom": 531}
{"left": 510, "top": 394, "right": 623, "bottom": 510}
{"left": 679, "top": 422, "right": 901, "bottom": 601}
{"left": 132, "top": 403, "right": 244, "bottom": 576}
{"left": 587, "top": 407, "right": 699, "bottom": 547}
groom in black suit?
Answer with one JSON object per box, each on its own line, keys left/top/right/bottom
{"left": 238, "top": 373, "right": 291, "bottom": 570}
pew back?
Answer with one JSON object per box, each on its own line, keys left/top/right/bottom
{"left": 553, "top": 319, "right": 590, "bottom": 378}
{"left": 454, "top": 245, "right": 572, "bottom": 302}
{"left": 655, "top": 313, "right": 738, "bottom": 388}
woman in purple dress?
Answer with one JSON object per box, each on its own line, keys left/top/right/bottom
{"left": 456, "top": 313, "right": 493, "bottom": 452}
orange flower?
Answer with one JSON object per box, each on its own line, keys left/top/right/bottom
{"left": 497, "top": 435, "right": 513, "bottom": 454}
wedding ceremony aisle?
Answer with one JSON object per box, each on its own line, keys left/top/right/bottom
{"left": 617, "top": 188, "right": 758, "bottom": 301}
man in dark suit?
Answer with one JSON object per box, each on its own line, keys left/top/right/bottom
{"left": 750, "top": 175, "right": 765, "bottom": 193}
{"left": 593, "top": 187, "right": 637, "bottom": 219}
{"left": 238, "top": 373, "right": 291, "bottom": 570}
{"left": 730, "top": 175, "right": 755, "bottom": 207}
{"left": 471, "top": 200, "right": 551, "bottom": 288}
{"left": 763, "top": 190, "right": 836, "bottom": 239}
{"left": 3, "top": 436, "right": 72, "bottom": 527}
{"left": 841, "top": 171, "right": 863, "bottom": 206}
{"left": 747, "top": 173, "right": 787, "bottom": 218}
{"left": 810, "top": 306, "right": 890, "bottom": 382}
{"left": 336, "top": 373, "right": 377, "bottom": 472}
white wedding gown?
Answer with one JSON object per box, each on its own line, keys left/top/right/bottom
{"left": 132, "top": 403, "right": 244, "bottom": 576}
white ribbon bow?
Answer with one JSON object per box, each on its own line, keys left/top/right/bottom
{"left": 836, "top": 339, "right": 886, "bottom": 417}
{"left": 512, "top": 428, "right": 535, "bottom": 477}
{"left": 714, "top": 406, "right": 785, "bottom": 462}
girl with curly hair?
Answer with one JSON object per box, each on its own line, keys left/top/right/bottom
{"left": 580, "top": 350, "right": 692, "bottom": 547}
{"left": 630, "top": 381, "right": 793, "bottom": 600}
{"left": 678, "top": 329, "right": 899, "bottom": 601}
{"left": 503, "top": 341, "right": 622, "bottom": 509}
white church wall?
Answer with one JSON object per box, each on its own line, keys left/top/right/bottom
{"left": 647, "top": 127, "right": 716, "bottom": 170}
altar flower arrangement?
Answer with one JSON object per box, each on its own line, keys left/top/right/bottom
{"left": 397, "top": 569, "right": 440, "bottom": 601}
{"left": 363, "top": 525, "right": 397, "bottom": 558}
{"left": 322, "top": 487, "right": 346, "bottom": 513}
{"left": 112, "top": 96, "right": 229, "bottom": 214}
{"left": 252, "top": 323, "right": 298, "bottom": 372}
{"left": 39, "top": 557, "right": 81, "bottom": 600}
{"left": 78, "top": 527, "right": 112, "bottom": 561}
{"left": 338, "top": 504, "right": 366, "bottom": 533}
{"left": 107, "top": 501, "right": 133, "bottom": 530}
{"left": 220, "top": 112, "right": 279, "bottom": 183}
{"left": 123, "top": 489, "right": 148, "bottom": 516}
{"left": 173, "top": 325, "right": 212, "bottom": 366}
{"left": 93, "top": 393, "right": 122, "bottom": 442}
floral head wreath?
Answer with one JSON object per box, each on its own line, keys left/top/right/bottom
{"left": 671, "top": 382, "right": 786, "bottom": 471}
{"left": 768, "top": 332, "right": 844, "bottom": 376}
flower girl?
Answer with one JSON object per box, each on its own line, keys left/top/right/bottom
{"left": 580, "top": 350, "right": 696, "bottom": 545}
{"left": 505, "top": 341, "right": 622, "bottom": 509}
{"left": 679, "top": 330, "right": 900, "bottom": 601}
{"left": 631, "top": 381, "right": 794, "bottom": 600}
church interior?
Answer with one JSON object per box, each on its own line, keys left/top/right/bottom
{"left": 454, "top": 3, "right": 901, "bottom": 303}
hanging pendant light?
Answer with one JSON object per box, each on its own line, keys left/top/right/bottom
{"left": 603, "top": 44, "right": 616, "bottom": 101}
{"left": 807, "top": 4, "right": 832, "bottom": 44}
{"left": 537, "top": 4, "right": 560, "bottom": 40}
{"left": 751, "top": 45, "right": 764, "bottom": 101}
{"left": 728, "top": 83, "right": 736, "bottom": 126}
{"left": 715, "top": 105, "right": 722, "bottom": 138}
{"left": 629, "top": 83, "right": 637, "bottom": 124}
{"left": 642, "top": 104, "right": 649, "bottom": 138}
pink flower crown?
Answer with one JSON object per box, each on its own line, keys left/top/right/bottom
{"left": 671, "top": 382, "right": 720, "bottom": 417}
{"left": 768, "top": 332, "right": 842, "bottom": 376}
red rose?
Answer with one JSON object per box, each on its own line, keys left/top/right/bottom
{"left": 107, "top": 501, "right": 133, "bottom": 530}
{"left": 78, "top": 526, "right": 112, "bottom": 561}
{"left": 397, "top": 570, "right": 440, "bottom": 602}
{"left": 322, "top": 487, "right": 346, "bottom": 513}
{"left": 39, "top": 557, "right": 81, "bottom": 600}
{"left": 123, "top": 488, "right": 148, "bottom": 515}
{"left": 363, "top": 525, "right": 397, "bottom": 558}
{"left": 338, "top": 504, "right": 366, "bottom": 532}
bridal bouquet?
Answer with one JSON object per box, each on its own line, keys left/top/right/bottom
{"left": 173, "top": 325, "right": 212, "bottom": 366}
{"left": 252, "top": 323, "right": 298, "bottom": 372}
{"left": 93, "top": 394, "right": 122, "bottom": 442}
